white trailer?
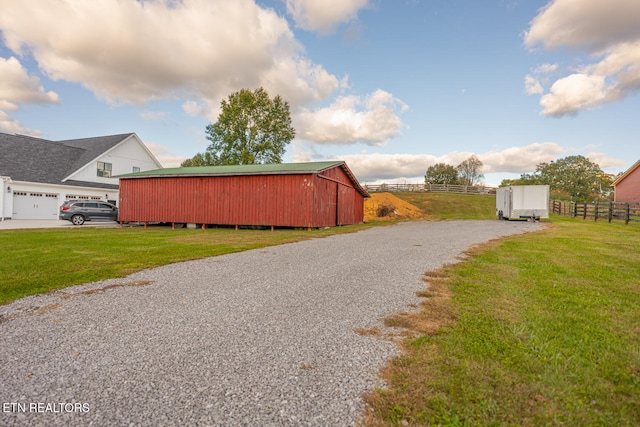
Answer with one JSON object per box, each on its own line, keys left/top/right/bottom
{"left": 496, "top": 185, "right": 549, "bottom": 221}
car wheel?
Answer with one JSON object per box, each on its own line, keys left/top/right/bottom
{"left": 71, "top": 214, "right": 85, "bottom": 225}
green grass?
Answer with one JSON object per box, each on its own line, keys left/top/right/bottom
{"left": 0, "top": 224, "right": 371, "bottom": 305}
{"left": 394, "top": 192, "right": 496, "bottom": 220}
{"left": 0, "top": 192, "right": 491, "bottom": 304}
{"left": 4, "top": 193, "right": 639, "bottom": 425}
{"left": 363, "top": 216, "right": 640, "bottom": 426}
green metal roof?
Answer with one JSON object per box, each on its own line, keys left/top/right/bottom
{"left": 118, "top": 161, "right": 344, "bottom": 178}
{"left": 117, "top": 160, "right": 369, "bottom": 197}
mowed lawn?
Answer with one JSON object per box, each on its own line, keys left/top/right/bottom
{"left": 0, "top": 224, "right": 371, "bottom": 305}
{"left": 2, "top": 192, "right": 639, "bottom": 425}
{"left": 362, "top": 213, "right": 640, "bottom": 426}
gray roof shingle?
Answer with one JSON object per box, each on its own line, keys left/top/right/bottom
{"left": 0, "top": 132, "right": 132, "bottom": 189}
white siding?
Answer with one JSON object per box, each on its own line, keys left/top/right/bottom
{"left": 6, "top": 181, "right": 119, "bottom": 220}
{"left": 66, "top": 135, "right": 161, "bottom": 185}
{"left": 1, "top": 177, "right": 11, "bottom": 220}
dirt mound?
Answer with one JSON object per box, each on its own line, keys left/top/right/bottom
{"left": 364, "top": 192, "right": 427, "bottom": 222}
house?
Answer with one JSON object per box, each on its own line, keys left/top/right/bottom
{"left": 118, "top": 161, "right": 369, "bottom": 228}
{"left": 613, "top": 160, "right": 640, "bottom": 203}
{"left": 0, "top": 132, "right": 162, "bottom": 220}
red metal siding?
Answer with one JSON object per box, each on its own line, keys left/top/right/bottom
{"left": 615, "top": 167, "right": 640, "bottom": 202}
{"left": 311, "top": 175, "right": 337, "bottom": 227}
{"left": 119, "top": 164, "right": 366, "bottom": 227}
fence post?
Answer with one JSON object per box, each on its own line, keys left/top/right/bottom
{"left": 626, "top": 203, "right": 630, "bottom": 225}
{"left": 594, "top": 202, "right": 599, "bottom": 221}
{"left": 608, "top": 202, "right": 613, "bottom": 223}
{"left": 583, "top": 203, "right": 588, "bottom": 220}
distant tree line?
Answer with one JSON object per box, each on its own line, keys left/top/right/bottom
{"left": 425, "top": 154, "right": 619, "bottom": 202}
{"left": 424, "top": 155, "right": 485, "bottom": 186}
{"left": 500, "top": 155, "right": 617, "bottom": 202}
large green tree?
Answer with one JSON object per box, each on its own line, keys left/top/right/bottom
{"left": 203, "top": 87, "right": 295, "bottom": 165}
{"left": 503, "top": 155, "right": 612, "bottom": 202}
{"left": 425, "top": 163, "right": 459, "bottom": 184}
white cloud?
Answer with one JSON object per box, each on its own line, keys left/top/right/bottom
{"left": 533, "top": 63, "right": 558, "bottom": 74}
{"left": 0, "top": 110, "right": 40, "bottom": 135}
{"left": 0, "top": 0, "right": 331, "bottom": 111}
{"left": 524, "top": 0, "right": 640, "bottom": 51}
{"left": 293, "top": 142, "right": 580, "bottom": 182}
{"left": 144, "top": 142, "right": 185, "bottom": 168}
{"left": 140, "top": 111, "right": 168, "bottom": 121}
{"left": 0, "top": 0, "right": 404, "bottom": 146}
{"left": 182, "top": 100, "right": 210, "bottom": 118}
{"left": 285, "top": 0, "right": 370, "bottom": 34}
{"left": 0, "top": 56, "right": 58, "bottom": 134}
{"left": 524, "top": 75, "right": 543, "bottom": 95}
{"left": 539, "top": 73, "right": 607, "bottom": 116}
{"left": 480, "top": 142, "right": 566, "bottom": 173}
{"left": 337, "top": 153, "right": 436, "bottom": 182}
{"left": 295, "top": 89, "right": 408, "bottom": 145}
{"left": 584, "top": 151, "right": 625, "bottom": 169}
{"left": 0, "top": 56, "right": 59, "bottom": 111}
{"left": 524, "top": 0, "right": 640, "bottom": 116}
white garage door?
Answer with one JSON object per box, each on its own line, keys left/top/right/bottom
{"left": 13, "top": 192, "right": 60, "bottom": 220}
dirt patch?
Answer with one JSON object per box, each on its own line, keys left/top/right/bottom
{"left": 69, "top": 280, "right": 154, "bottom": 297}
{"left": 364, "top": 192, "right": 428, "bottom": 222}
{"left": 0, "top": 281, "right": 155, "bottom": 324}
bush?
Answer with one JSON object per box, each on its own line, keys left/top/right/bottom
{"left": 377, "top": 203, "right": 396, "bottom": 217}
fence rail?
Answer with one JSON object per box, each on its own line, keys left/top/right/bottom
{"left": 551, "top": 200, "right": 640, "bottom": 224}
{"left": 363, "top": 183, "right": 496, "bottom": 195}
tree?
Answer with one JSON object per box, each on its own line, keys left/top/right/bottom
{"left": 181, "top": 152, "right": 215, "bottom": 167}
{"left": 456, "top": 155, "right": 484, "bottom": 186}
{"left": 510, "top": 155, "right": 611, "bottom": 202}
{"left": 425, "top": 163, "right": 459, "bottom": 184}
{"left": 203, "top": 87, "right": 295, "bottom": 165}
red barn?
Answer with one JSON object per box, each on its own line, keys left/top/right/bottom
{"left": 613, "top": 160, "right": 640, "bottom": 203}
{"left": 118, "top": 161, "right": 369, "bottom": 228}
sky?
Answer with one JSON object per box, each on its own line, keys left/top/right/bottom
{"left": 1, "top": 0, "right": 639, "bottom": 186}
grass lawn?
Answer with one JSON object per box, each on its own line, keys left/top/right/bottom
{"left": 395, "top": 192, "right": 496, "bottom": 220}
{"left": 0, "top": 224, "right": 372, "bottom": 305}
{"left": 0, "top": 192, "right": 486, "bottom": 305}
{"left": 362, "top": 216, "right": 640, "bottom": 426}
{"left": 4, "top": 192, "right": 638, "bottom": 424}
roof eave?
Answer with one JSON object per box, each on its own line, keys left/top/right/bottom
{"left": 613, "top": 159, "right": 640, "bottom": 186}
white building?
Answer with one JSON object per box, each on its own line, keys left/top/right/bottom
{"left": 0, "top": 132, "right": 162, "bottom": 220}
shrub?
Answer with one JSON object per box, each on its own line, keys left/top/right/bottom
{"left": 377, "top": 203, "right": 396, "bottom": 217}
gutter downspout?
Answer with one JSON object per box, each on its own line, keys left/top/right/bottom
{"left": 1, "top": 176, "right": 12, "bottom": 222}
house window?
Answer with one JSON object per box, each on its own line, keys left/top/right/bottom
{"left": 132, "top": 166, "right": 140, "bottom": 173}
{"left": 97, "top": 161, "right": 112, "bottom": 177}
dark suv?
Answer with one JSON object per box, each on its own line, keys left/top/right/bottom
{"left": 59, "top": 200, "right": 119, "bottom": 225}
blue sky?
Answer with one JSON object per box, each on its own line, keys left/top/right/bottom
{"left": 1, "top": 0, "right": 639, "bottom": 185}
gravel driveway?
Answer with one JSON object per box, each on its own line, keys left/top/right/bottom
{"left": 0, "top": 220, "right": 545, "bottom": 426}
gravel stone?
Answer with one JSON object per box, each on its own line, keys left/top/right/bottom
{"left": 0, "top": 220, "right": 545, "bottom": 426}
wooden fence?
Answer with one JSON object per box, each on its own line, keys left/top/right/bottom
{"left": 550, "top": 200, "right": 640, "bottom": 224}
{"left": 363, "top": 183, "right": 496, "bottom": 195}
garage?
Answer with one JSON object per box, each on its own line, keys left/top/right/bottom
{"left": 12, "top": 191, "right": 60, "bottom": 220}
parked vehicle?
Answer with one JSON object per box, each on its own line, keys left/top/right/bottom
{"left": 59, "top": 200, "right": 118, "bottom": 225}
{"left": 496, "top": 185, "right": 549, "bottom": 221}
